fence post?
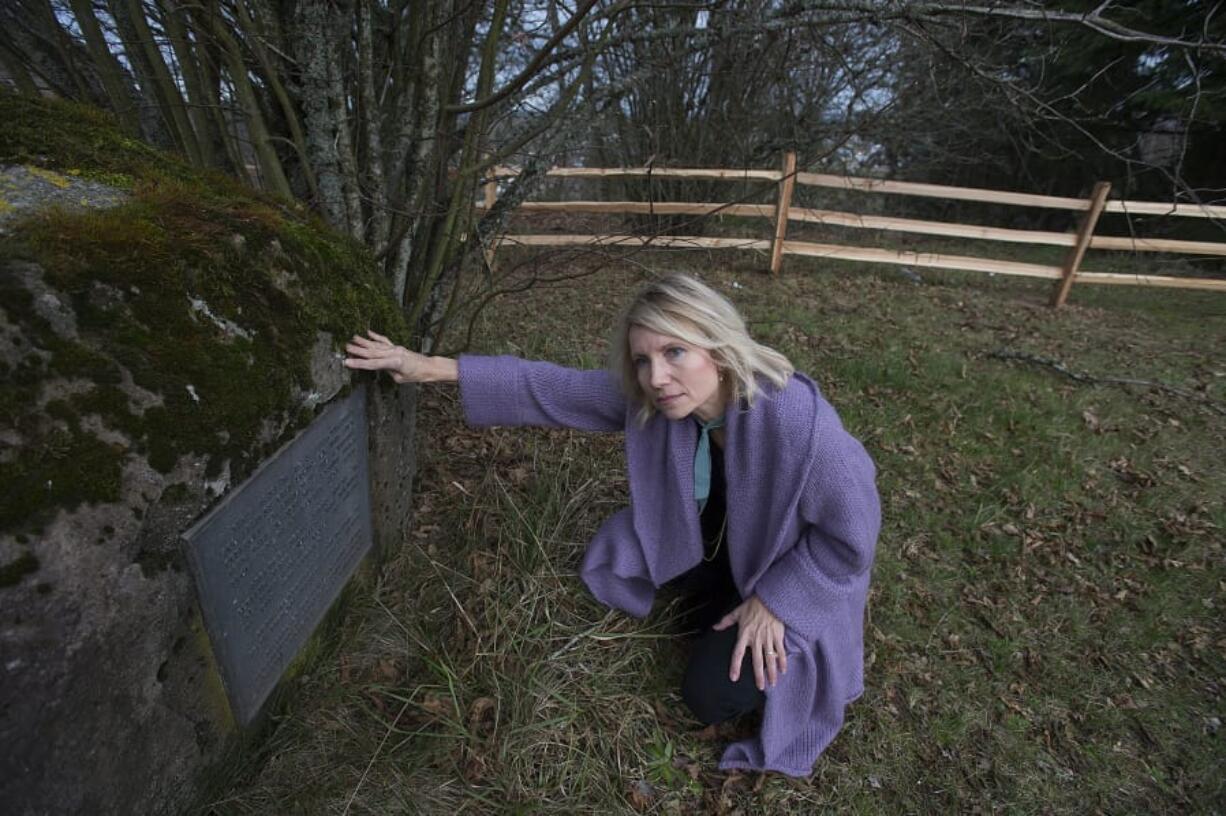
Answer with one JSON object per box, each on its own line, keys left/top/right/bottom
{"left": 770, "top": 151, "right": 797, "bottom": 275}
{"left": 1050, "top": 181, "right": 1111, "bottom": 308}
{"left": 482, "top": 168, "right": 498, "bottom": 272}
{"left": 483, "top": 172, "right": 497, "bottom": 209}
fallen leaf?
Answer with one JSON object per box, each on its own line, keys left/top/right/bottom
{"left": 374, "top": 658, "right": 399, "bottom": 682}
{"left": 468, "top": 696, "right": 497, "bottom": 739}
{"left": 420, "top": 693, "right": 451, "bottom": 718}
{"left": 462, "top": 749, "right": 490, "bottom": 783}
{"left": 672, "top": 754, "right": 702, "bottom": 780}
{"left": 719, "top": 771, "right": 747, "bottom": 808}
{"left": 628, "top": 779, "right": 655, "bottom": 810}
{"left": 469, "top": 551, "right": 495, "bottom": 581}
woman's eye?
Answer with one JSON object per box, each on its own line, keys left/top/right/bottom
{"left": 665, "top": 347, "right": 685, "bottom": 359}
{"left": 633, "top": 357, "right": 648, "bottom": 367}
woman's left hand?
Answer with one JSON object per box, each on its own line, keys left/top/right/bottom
{"left": 713, "top": 595, "right": 787, "bottom": 691}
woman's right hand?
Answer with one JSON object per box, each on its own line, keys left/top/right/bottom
{"left": 343, "top": 330, "right": 454, "bottom": 383}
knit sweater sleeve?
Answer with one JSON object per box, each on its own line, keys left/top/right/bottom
{"left": 750, "top": 420, "right": 880, "bottom": 644}
{"left": 457, "top": 354, "right": 626, "bottom": 432}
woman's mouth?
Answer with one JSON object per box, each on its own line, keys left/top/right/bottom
{"left": 657, "top": 394, "right": 680, "bottom": 406}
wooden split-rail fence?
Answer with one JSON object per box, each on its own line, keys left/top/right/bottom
{"left": 475, "top": 153, "right": 1226, "bottom": 307}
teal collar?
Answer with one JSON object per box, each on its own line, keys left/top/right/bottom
{"left": 694, "top": 414, "right": 726, "bottom": 513}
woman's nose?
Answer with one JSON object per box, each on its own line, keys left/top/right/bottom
{"left": 650, "top": 361, "right": 670, "bottom": 388}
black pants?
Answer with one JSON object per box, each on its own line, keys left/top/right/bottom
{"left": 669, "top": 556, "right": 765, "bottom": 725}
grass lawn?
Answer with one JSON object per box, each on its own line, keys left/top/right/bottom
{"left": 199, "top": 248, "right": 1225, "bottom": 814}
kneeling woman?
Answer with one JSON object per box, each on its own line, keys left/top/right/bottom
{"left": 344, "top": 273, "right": 880, "bottom": 776}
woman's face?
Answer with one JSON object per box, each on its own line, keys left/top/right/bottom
{"left": 628, "top": 326, "right": 725, "bottom": 422}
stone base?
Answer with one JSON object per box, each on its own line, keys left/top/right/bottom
{"left": 0, "top": 379, "right": 416, "bottom": 815}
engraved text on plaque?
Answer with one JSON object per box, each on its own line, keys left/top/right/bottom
{"left": 183, "top": 386, "right": 372, "bottom": 724}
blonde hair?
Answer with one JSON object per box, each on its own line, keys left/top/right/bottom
{"left": 610, "top": 273, "right": 794, "bottom": 424}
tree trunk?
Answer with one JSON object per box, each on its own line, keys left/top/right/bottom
{"left": 0, "top": 40, "right": 40, "bottom": 95}
{"left": 410, "top": 0, "right": 508, "bottom": 335}
{"left": 106, "top": 0, "right": 175, "bottom": 149}
{"left": 156, "top": 0, "right": 221, "bottom": 168}
{"left": 42, "top": 0, "right": 102, "bottom": 103}
{"left": 206, "top": 3, "right": 293, "bottom": 198}
{"left": 327, "top": 7, "right": 364, "bottom": 240}
{"left": 358, "top": 0, "right": 389, "bottom": 257}
{"left": 185, "top": 2, "right": 249, "bottom": 181}
{"left": 231, "top": 0, "right": 319, "bottom": 201}
{"left": 118, "top": 0, "right": 201, "bottom": 162}
{"left": 294, "top": 1, "right": 351, "bottom": 233}
{"left": 67, "top": 0, "right": 142, "bottom": 136}
{"left": 0, "top": 1, "right": 94, "bottom": 100}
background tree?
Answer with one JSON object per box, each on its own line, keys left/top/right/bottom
{"left": 2, "top": 0, "right": 1221, "bottom": 345}
{"left": 873, "top": 0, "right": 1226, "bottom": 230}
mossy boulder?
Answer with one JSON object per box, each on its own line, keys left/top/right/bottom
{"left": 0, "top": 92, "right": 416, "bottom": 815}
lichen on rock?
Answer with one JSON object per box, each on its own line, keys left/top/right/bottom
{"left": 0, "top": 165, "right": 129, "bottom": 234}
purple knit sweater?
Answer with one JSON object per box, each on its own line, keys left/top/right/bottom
{"left": 457, "top": 355, "right": 881, "bottom": 776}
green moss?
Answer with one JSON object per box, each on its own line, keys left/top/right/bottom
{"left": 89, "top": 172, "right": 135, "bottom": 190}
{"left": 47, "top": 336, "right": 120, "bottom": 383}
{"left": 0, "top": 93, "right": 409, "bottom": 537}
{"left": 44, "top": 399, "right": 75, "bottom": 424}
{"left": 1, "top": 91, "right": 208, "bottom": 191}
{"left": 0, "top": 429, "right": 124, "bottom": 531}
{"left": 0, "top": 551, "right": 39, "bottom": 588}
{"left": 161, "top": 483, "right": 192, "bottom": 503}
{"left": 72, "top": 384, "right": 136, "bottom": 426}
{"left": 134, "top": 546, "right": 183, "bottom": 577}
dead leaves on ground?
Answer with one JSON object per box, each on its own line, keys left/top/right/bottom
{"left": 367, "top": 690, "right": 502, "bottom": 784}
{"left": 460, "top": 696, "right": 498, "bottom": 783}
{"left": 627, "top": 778, "right": 656, "bottom": 810}
{"left": 627, "top": 765, "right": 776, "bottom": 815}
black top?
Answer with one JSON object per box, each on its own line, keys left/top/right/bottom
{"left": 669, "top": 436, "right": 739, "bottom": 630}
{"left": 700, "top": 442, "right": 733, "bottom": 581}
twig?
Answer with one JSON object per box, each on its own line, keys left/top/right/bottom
{"left": 987, "top": 348, "right": 1226, "bottom": 416}
{"left": 341, "top": 699, "right": 411, "bottom": 816}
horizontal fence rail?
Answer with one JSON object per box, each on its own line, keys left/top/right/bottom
{"left": 492, "top": 234, "right": 1063, "bottom": 278}
{"left": 490, "top": 165, "right": 1226, "bottom": 220}
{"left": 479, "top": 159, "right": 1226, "bottom": 304}
{"left": 486, "top": 200, "right": 1226, "bottom": 256}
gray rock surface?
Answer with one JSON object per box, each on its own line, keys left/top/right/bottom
{"left": 0, "top": 165, "right": 129, "bottom": 234}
